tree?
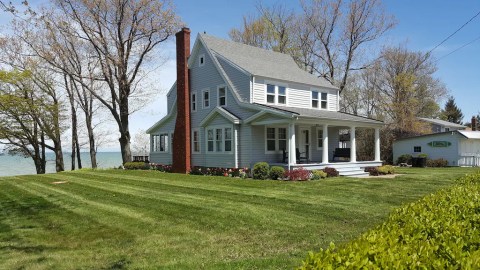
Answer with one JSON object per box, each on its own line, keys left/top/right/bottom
{"left": 49, "top": 0, "right": 182, "bottom": 164}
{"left": 131, "top": 129, "right": 149, "bottom": 156}
{"left": 440, "top": 96, "right": 463, "bottom": 124}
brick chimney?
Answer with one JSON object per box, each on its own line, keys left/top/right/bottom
{"left": 472, "top": 116, "right": 477, "bottom": 131}
{"left": 172, "top": 27, "right": 191, "bottom": 173}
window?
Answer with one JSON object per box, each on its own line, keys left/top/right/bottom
{"left": 218, "top": 86, "right": 226, "bottom": 106}
{"left": 414, "top": 146, "right": 421, "bottom": 152}
{"left": 192, "top": 130, "right": 200, "bottom": 153}
{"left": 265, "top": 127, "right": 287, "bottom": 152}
{"left": 321, "top": 92, "right": 328, "bottom": 109}
{"left": 199, "top": 54, "right": 205, "bottom": 67}
{"left": 266, "top": 127, "right": 276, "bottom": 151}
{"left": 152, "top": 133, "right": 169, "bottom": 152}
{"left": 317, "top": 129, "right": 323, "bottom": 149}
{"left": 267, "top": 84, "right": 275, "bottom": 104}
{"left": 207, "top": 129, "right": 214, "bottom": 152}
{"left": 445, "top": 127, "right": 450, "bottom": 131}
{"left": 203, "top": 90, "right": 210, "bottom": 109}
{"left": 266, "top": 84, "right": 287, "bottom": 105}
{"left": 191, "top": 92, "right": 197, "bottom": 112}
{"left": 312, "top": 91, "right": 319, "bottom": 108}
{"left": 206, "top": 126, "right": 233, "bottom": 153}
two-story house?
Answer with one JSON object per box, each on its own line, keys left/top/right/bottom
{"left": 147, "top": 28, "right": 384, "bottom": 176}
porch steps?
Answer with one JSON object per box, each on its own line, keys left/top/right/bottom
{"left": 335, "top": 166, "right": 369, "bottom": 178}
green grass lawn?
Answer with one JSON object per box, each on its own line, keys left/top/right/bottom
{"left": 0, "top": 167, "right": 478, "bottom": 269}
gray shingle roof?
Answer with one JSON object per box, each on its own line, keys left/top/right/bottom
{"left": 418, "top": 117, "right": 466, "bottom": 128}
{"left": 200, "top": 34, "right": 337, "bottom": 89}
{"left": 257, "top": 104, "right": 384, "bottom": 125}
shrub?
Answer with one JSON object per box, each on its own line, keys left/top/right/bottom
{"left": 284, "top": 167, "right": 311, "bottom": 181}
{"left": 427, "top": 158, "right": 449, "bottom": 167}
{"left": 396, "top": 154, "right": 412, "bottom": 165}
{"left": 151, "top": 163, "right": 173, "bottom": 173}
{"left": 253, "top": 162, "right": 270, "bottom": 180}
{"left": 124, "top": 162, "right": 150, "bottom": 170}
{"left": 364, "top": 166, "right": 379, "bottom": 176}
{"left": 322, "top": 167, "right": 339, "bottom": 177}
{"left": 299, "top": 172, "right": 480, "bottom": 269}
{"left": 189, "top": 166, "right": 250, "bottom": 178}
{"left": 418, "top": 153, "right": 428, "bottom": 158}
{"left": 269, "top": 166, "right": 285, "bottom": 180}
{"left": 377, "top": 165, "right": 395, "bottom": 175}
{"left": 311, "top": 170, "right": 327, "bottom": 180}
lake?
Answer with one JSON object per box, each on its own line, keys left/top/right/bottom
{"left": 0, "top": 152, "right": 123, "bottom": 177}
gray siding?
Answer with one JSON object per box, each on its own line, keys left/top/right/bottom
{"left": 310, "top": 126, "right": 340, "bottom": 162}
{"left": 149, "top": 113, "right": 176, "bottom": 165}
{"left": 217, "top": 57, "right": 251, "bottom": 102}
{"left": 166, "top": 84, "right": 177, "bottom": 112}
{"left": 393, "top": 133, "right": 462, "bottom": 166}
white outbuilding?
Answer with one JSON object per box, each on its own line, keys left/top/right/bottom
{"left": 393, "top": 130, "right": 480, "bottom": 166}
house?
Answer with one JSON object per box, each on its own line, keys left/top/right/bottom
{"left": 418, "top": 117, "right": 466, "bottom": 133}
{"left": 146, "top": 28, "right": 384, "bottom": 176}
{"left": 393, "top": 129, "right": 480, "bottom": 166}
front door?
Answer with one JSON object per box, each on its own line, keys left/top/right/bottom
{"left": 298, "top": 128, "right": 310, "bottom": 161}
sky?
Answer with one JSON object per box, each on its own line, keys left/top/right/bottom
{"left": 1, "top": 0, "right": 480, "bottom": 151}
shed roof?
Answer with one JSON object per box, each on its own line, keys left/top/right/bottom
{"left": 200, "top": 34, "right": 336, "bottom": 89}
{"left": 418, "top": 117, "right": 466, "bottom": 129}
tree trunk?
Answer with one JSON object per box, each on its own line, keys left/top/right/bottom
{"left": 76, "top": 140, "right": 82, "bottom": 169}
{"left": 40, "top": 132, "right": 46, "bottom": 173}
{"left": 85, "top": 113, "right": 97, "bottom": 168}
{"left": 119, "top": 96, "right": 132, "bottom": 164}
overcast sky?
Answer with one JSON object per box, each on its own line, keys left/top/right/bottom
{"left": 1, "top": 0, "right": 479, "bottom": 151}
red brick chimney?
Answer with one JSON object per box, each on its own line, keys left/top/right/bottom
{"left": 172, "top": 27, "right": 191, "bottom": 173}
{"left": 472, "top": 116, "right": 477, "bottom": 131}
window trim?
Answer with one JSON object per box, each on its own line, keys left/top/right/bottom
{"left": 414, "top": 146, "right": 422, "bottom": 153}
{"left": 192, "top": 128, "right": 200, "bottom": 154}
{"left": 264, "top": 126, "right": 288, "bottom": 154}
{"left": 202, "top": 89, "right": 210, "bottom": 109}
{"left": 151, "top": 132, "right": 172, "bottom": 153}
{"left": 191, "top": 91, "right": 197, "bottom": 112}
{"left": 199, "top": 54, "right": 205, "bottom": 67}
{"left": 205, "top": 124, "right": 234, "bottom": 154}
{"left": 217, "top": 85, "right": 227, "bottom": 107}
{"left": 312, "top": 91, "right": 319, "bottom": 109}
{"left": 311, "top": 88, "right": 329, "bottom": 110}
{"left": 316, "top": 128, "right": 323, "bottom": 150}
{"left": 265, "top": 81, "right": 288, "bottom": 106}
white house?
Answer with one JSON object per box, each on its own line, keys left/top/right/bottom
{"left": 393, "top": 130, "right": 480, "bottom": 166}
{"left": 146, "top": 28, "right": 384, "bottom": 176}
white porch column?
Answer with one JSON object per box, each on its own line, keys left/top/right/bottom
{"left": 374, "top": 127, "right": 381, "bottom": 162}
{"left": 289, "top": 122, "right": 296, "bottom": 165}
{"left": 350, "top": 126, "right": 356, "bottom": 163}
{"left": 322, "top": 124, "right": 329, "bottom": 164}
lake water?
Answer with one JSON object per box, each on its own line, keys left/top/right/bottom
{"left": 0, "top": 152, "right": 123, "bottom": 177}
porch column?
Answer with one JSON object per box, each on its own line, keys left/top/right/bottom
{"left": 350, "top": 126, "right": 356, "bottom": 162}
{"left": 288, "top": 122, "right": 296, "bottom": 165}
{"left": 374, "top": 127, "right": 381, "bottom": 162}
{"left": 322, "top": 124, "right": 329, "bottom": 164}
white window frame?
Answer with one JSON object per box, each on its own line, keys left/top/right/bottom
{"left": 205, "top": 125, "right": 234, "bottom": 154}
{"left": 265, "top": 81, "right": 288, "bottom": 106}
{"left": 312, "top": 91, "right": 319, "bottom": 109}
{"left": 217, "top": 85, "right": 227, "bottom": 107}
{"left": 192, "top": 128, "right": 200, "bottom": 154}
{"left": 321, "top": 92, "right": 328, "bottom": 109}
{"left": 191, "top": 91, "right": 197, "bottom": 112}
{"left": 202, "top": 89, "right": 210, "bottom": 109}
{"left": 264, "top": 126, "right": 288, "bottom": 154}
{"left": 199, "top": 54, "right": 205, "bottom": 67}
{"left": 152, "top": 132, "right": 171, "bottom": 153}
{"left": 317, "top": 128, "right": 323, "bottom": 150}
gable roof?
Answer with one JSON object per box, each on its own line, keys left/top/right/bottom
{"left": 200, "top": 34, "right": 337, "bottom": 89}
{"left": 256, "top": 104, "right": 384, "bottom": 125}
{"left": 418, "top": 117, "right": 466, "bottom": 129}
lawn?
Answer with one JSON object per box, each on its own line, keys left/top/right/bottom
{"left": 0, "top": 167, "right": 478, "bottom": 269}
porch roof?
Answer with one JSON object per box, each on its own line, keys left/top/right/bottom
{"left": 254, "top": 104, "right": 384, "bottom": 125}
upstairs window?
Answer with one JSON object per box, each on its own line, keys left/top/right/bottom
{"left": 199, "top": 54, "right": 205, "bottom": 67}
{"left": 312, "top": 91, "right": 328, "bottom": 109}
{"left": 266, "top": 84, "right": 287, "bottom": 105}
{"left": 218, "top": 86, "right": 226, "bottom": 106}
{"left": 203, "top": 90, "right": 210, "bottom": 109}
{"left": 191, "top": 92, "right": 197, "bottom": 112}
{"left": 312, "top": 91, "right": 319, "bottom": 108}
{"left": 321, "top": 92, "right": 328, "bottom": 109}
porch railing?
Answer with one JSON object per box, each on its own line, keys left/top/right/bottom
{"left": 458, "top": 155, "right": 480, "bottom": 167}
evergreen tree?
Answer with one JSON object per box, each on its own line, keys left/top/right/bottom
{"left": 441, "top": 96, "right": 464, "bottom": 124}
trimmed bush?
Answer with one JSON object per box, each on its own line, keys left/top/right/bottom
{"left": 364, "top": 166, "right": 379, "bottom": 176}
{"left": 311, "top": 170, "right": 327, "bottom": 180}
{"left": 189, "top": 166, "right": 250, "bottom": 178}
{"left": 124, "top": 162, "right": 150, "bottom": 170}
{"left": 269, "top": 166, "right": 285, "bottom": 180}
{"left": 284, "top": 167, "right": 310, "bottom": 181}
{"left": 322, "top": 167, "right": 339, "bottom": 177}
{"left": 377, "top": 165, "right": 395, "bottom": 175}
{"left": 253, "top": 162, "right": 270, "bottom": 180}
{"left": 396, "top": 154, "right": 412, "bottom": 165}
{"left": 427, "top": 158, "right": 449, "bottom": 167}
{"left": 299, "top": 172, "right": 480, "bottom": 269}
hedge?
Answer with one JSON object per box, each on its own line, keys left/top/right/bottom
{"left": 299, "top": 172, "right": 480, "bottom": 269}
